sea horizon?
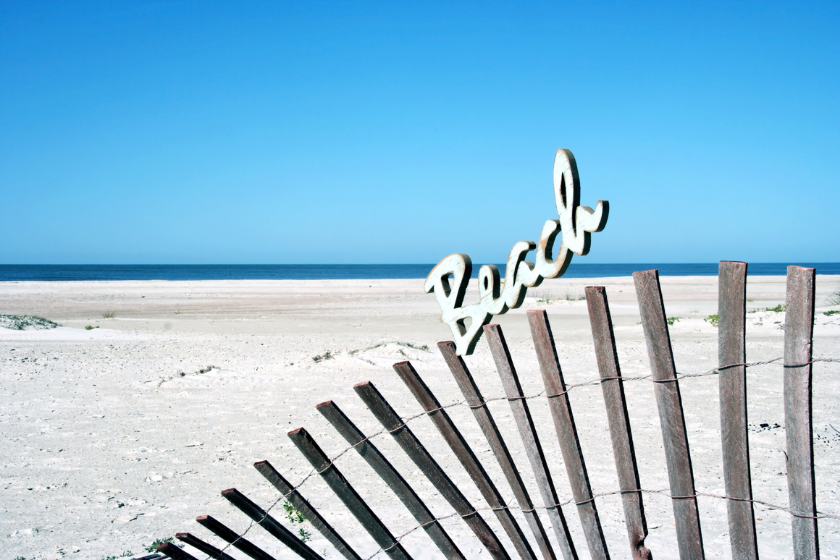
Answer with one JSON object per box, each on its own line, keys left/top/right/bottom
{"left": 1, "top": 263, "right": 839, "bottom": 281}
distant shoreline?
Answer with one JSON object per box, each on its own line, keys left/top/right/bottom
{"left": 1, "top": 263, "right": 839, "bottom": 281}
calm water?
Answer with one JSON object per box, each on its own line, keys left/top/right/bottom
{"left": 1, "top": 263, "right": 838, "bottom": 281}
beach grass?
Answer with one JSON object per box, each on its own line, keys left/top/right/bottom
{"left": 312, "top": 350, "right": 334, "bottom": 362}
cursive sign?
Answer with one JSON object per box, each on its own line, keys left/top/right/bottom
{"left": 425, "top": 149, "right": 609, "bottom": 355}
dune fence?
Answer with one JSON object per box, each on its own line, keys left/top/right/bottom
{"left": 153, "top": 263, "right": 838, "bottom": 560}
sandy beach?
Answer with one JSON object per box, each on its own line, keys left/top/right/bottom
{"left": 2, "top": 275, "right": 839, "bottom": 560}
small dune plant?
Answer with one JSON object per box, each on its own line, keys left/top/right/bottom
{"left": 397, "top": 341, "right": 429, "bottom": 351}
{"left": 283, "top": 502, "right": 311, "bottom": 542}
{"left": 530, "top": 290, "right": 553, "bottom": 303}
{"left": 100, "top": 551, "right": 133, "bottom": 560}
{"left": 312, "top": 350, "right": 334, "bottom": 363}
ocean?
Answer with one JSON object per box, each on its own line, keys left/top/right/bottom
{"left": 1, "top": 263, "right": 838, "bottom": 281}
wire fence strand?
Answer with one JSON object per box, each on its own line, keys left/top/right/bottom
{"left": 192, "top": 356, "right": 840, "bottom": 560}
{"left": 358, "top": 488, "right": 840, "bottom": 560}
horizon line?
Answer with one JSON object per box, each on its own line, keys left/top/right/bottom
{"left": 2, "top": 262, "right": 839, "bottom": 267}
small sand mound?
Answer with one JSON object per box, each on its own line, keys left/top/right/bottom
{"left": 0, "top": 314, "right": 59, "bottom": 330}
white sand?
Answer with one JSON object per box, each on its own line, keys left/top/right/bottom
{"left": 1, "top": 276, "right": 839, "bottom": 560}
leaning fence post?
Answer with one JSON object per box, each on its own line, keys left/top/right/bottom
{"left": 633, "top": 270, "right": 704, "bottom": 560}
{"left": 287, "top": 428, "right": 412, "bottom": 560}
{"left": 196, "top": 514, "right": 278, "bottom": 560}
{"left": 254, "top": 460, "right": 363, "bottom": 560}
{"left": 315, "top": 400, "right": 466, "bottom": 560}
{"left": 585, "top": 286, "right": 651, "bottom": 560}
{"left": 526, "top": 310, "right": 611, "bottom": 560}
{"left": 784, "top": 266, "right": 819, "bottom": 559}
{"left": 353, "top": 381, "right": 511, "bottom": 560}
{"left": 176, "top": 532, "right": 237, "bottom": 560}
{"left": 393, "top": 361, "right": 538, "bottom": 560}
{"left": 157, "top": 542, "right": 200, "bottom": 560}
{"left": 438, "top": 339, "right": 576, "bottom": 560}
{"left": 718, "top": 261, "right": 759, "bottom": 560}
{"left": 222, "top": 488, "right": 325, "bottom": 560}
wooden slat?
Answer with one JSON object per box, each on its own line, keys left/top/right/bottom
{"left": 478, "top": 328, "right": 582, "bottom": 560}
{"left": 316, "top": 400, "right": 466, "bottom": 560}
{"left": 157, "top": 542, "right": 199, "bottom": 560}
{"left": 254, "top": 460, "right": 362, "bottom": 560}
{"left": 526, "top": 310, "right": 610, "bottom": 560}
{"left": 439, "top": 340, "right": 576, "bottom": 560}
{"left": 288, "top": 428, "right": 412, "bottom": 560}
{"left": 222, "top": 488, "right": 325, "bottom": 560}
{"left": 176, "top": 532, "right": 237, "bottom": 560}
{"left": 353, "top": 381, "right": 510, "bottom": 560}
{"left": 718, "top": 262, "right": 759, "bottom": 560}
{"left": 584, "top": 287, "right": 651, "bottom": 560}
{"left": 784, "top": 265, "right": 819, "bottom": 559}
{"left": 393, "top": 360, "right": 538, "bottom": 560}
{"left": 196, "top": 515, "right": 277, "bottom": 560}
{"left": 633, "top": 270, "right": 705, "bottom": 560}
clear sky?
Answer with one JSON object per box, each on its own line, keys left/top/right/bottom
{"left": 1, "top": 1, "right": 838, "bottom": 264}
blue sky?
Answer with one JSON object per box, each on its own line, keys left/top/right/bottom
{"left": 1, "top": 1, "right": 838, "bottom": 264}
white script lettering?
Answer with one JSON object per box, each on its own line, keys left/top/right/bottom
{"left": 425, "top": 149, "right": 609, "bottom": 355}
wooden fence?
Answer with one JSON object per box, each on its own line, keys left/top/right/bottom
{"left": 154, "top": 263, "right": 836, "bottom": 560}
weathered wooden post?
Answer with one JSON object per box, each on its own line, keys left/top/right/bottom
{"left": 393, "top": 361, "right": 539, "bottom": 560}
{"left": 176, "top": 532, "right": 237, "bottom": 560}
{"left": 222, "top": 487, "right": 325, "bottom": 560}
{"left": 288, "top": 428, "right": 411, "bottom": 560}
{"left": 438, "top": 340, "right": 574, "bottom": 560}
{"left": 527, "top": 310, "right": 611, "bottom": 560}
{"left": 315, "top": 401, "right": 466, "bottom": 560}
{"left": 784, "top": 266, "right": 819, "bottom": 559}
{"left": 353, "top": 381, "right": 511, "bottom": 560}
{"left": 254, "top": 460, "right": 363, "bottom": 560}
{"left": 634, "top": 270, "right": 704, "bottom": 560}
{"left": 586, "top": 286, "right": 651, "bottom": 560}
{"left": 718, "top": 261, "right": 759, "bottom": 560}
{"left": 196, "top": 515, "right": 278, "bottom": 560}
